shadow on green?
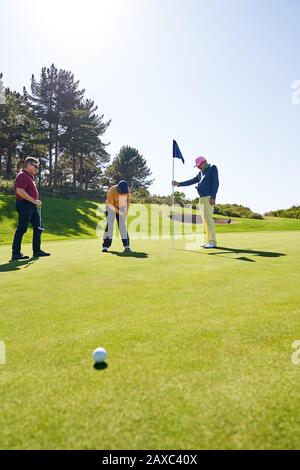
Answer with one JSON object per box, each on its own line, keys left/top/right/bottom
{"left": 175, "top": 246, "right": 286, "bottom": 262}
{"left": 210, "top": 246, "right": 286, "bottom": 258}
{"left": 0, "top": 195, "right": 101, "bottom": 243}
{"left": 108, "top": 251, "right": 149, "bottom": 258}
{"left": 0, "top": 258, "right": 37, "bottom": 272}
{"left": 93, "top": 362, "right": 108, "bottom": 371}
{"left": 42, "top": 199, "right": 99, "bottom": 238}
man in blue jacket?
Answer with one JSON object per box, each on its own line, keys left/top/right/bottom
{"left": 173, "top": 156, "right": 219, "bottom": 248}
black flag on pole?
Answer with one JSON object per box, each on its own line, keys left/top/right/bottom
{"left": 172, "top": 140, "right": 184, "bottom": 164}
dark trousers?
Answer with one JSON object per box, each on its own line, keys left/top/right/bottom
{"left": 103, "top": 209, "right": 130, "bottom": 249}
{"left": 12, "top": 200, "right": 42, "bottom": 255}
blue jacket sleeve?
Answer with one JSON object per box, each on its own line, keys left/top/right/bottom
{"left": 178, "top": 174, "right": 200, "bottom": 187}
{"left": 211, "top": 165, "right": 219, "bottom": 199}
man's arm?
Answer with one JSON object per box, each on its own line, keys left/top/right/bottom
{"left": 209, "top": 166, "right": 219, "bottom": 205}
{"left": 210, "top": 166, "right": 219, "bottom": 200}
{"left": 118, "top": 193, "right": 130, "bottom": 217}
{"left": 126, "top": 192, "right": 130, "bottom": 212}
{"left": 16, "top": 188, "right": 42, "bottom": 207}
{"left": 173, "top": 174, "right": 200, "bottom": 187}
{"left": 106, "top": 188, "right": 120, "bottom": 214}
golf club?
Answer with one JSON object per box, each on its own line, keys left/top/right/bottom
{"left": 38, "top": 206, "right": 45, "bottom": 231}
{"left": 37, "top": 167, "right": 45, "bottom": 231}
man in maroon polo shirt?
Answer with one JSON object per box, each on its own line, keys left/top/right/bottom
{"left": 11, "top": 157, "right": 50, "bottom": 260}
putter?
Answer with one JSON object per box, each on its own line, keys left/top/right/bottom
{"left": 37, "top": 171, "right": 45, "bottom": 231}
{"left": 38, "top": 206, "right": 45, "bottom": 231}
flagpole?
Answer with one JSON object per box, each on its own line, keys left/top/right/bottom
{"left": 171, "top": 155, "right": 175, "bottom": 249}
{"left": 172, "top": 140, "right": 184, "bottom": 249}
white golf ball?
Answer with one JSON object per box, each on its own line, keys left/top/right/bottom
{"left": 92, "top": 347, "right": 107, "bottom": 363}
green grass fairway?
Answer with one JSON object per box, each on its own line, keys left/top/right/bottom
{"left": 1, "top": 194, "right": 300, "bottom": 246}
{"left": 1, "top": 231, "right": 300, "bottom": 449}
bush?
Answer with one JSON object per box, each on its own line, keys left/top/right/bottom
{"left": 214, "top": 203, "right": 263, "bottom": 219}
{"left": 0, "top": 177, "right": 106, "bottom": 201}
{"left": 0, "top": 177, "right": 14, "bottom": 194}
{"left": 131, "top": 188, "right": 152, "bottom": 204}
{"left": 41, "top": 185, "right": 106, "bottom": 201}
{"left": 251, "top": 213, "right": 264, "bottom": 220}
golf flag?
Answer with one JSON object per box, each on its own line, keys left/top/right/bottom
{"left": 173, "top": 139, "right": 184, "bottom": 164}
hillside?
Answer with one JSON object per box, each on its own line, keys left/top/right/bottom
{"left": 1, "top": 194, "right": 300, "bottom": 246}
{"left": 265, "top": 205, "right": 300, "bottom": 219}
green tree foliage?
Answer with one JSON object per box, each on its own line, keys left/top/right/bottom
{"left": 62, "top": 99, "right": 110, "bottom": 189}
{"left": 265, "top": 206, "right": 300, "bottom": 219}
{"left": 25, "top": 64, "right": 86, "bottom": 186}
{"left": 106, "top": 145, "right": 153, "bottom": 190}
{"left": 0, "top": 65, "right": 111, "bottom": 192}
{"left": 173, "top": 191, "right": 187, "bottom": 207}
{"left": 0, "top": 83, "right": 44, "bottom": 178}
{"left": 214, "top": 203, "right": 264, "bottom": 219}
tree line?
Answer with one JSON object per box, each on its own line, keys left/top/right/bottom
{"left": 0, "top": 64, "right": 152, "bottom": 192}
{"left": 130, "top": 189, "right": 264, "bottom": 219}
{"left": 265, "top": 206, "right": 300, "bottom": 219}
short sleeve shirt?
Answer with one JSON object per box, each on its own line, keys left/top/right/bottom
{"left": 15, "top": 170, "right": 39, "bottom": 201}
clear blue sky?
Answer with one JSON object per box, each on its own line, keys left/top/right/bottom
{"left": 1, "top": 0, "right": 300, "bottom": 213}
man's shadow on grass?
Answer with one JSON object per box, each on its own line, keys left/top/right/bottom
{"left": 108, "top": 251, "right": 149, "bottom": 259}
{"left": 208, "top": 246, "right": 286, "bottom": 262}
{"left": 0, "top": 258, "right": 37, "bottom": 272}
{"left": 178, "top": 246, "right": 286, "bottom": 262}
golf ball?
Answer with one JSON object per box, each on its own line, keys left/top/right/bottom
{"left": 92, "top": 347, "right": 107, "bottom": 363}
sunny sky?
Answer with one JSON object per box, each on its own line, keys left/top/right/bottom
{"left": 1, "top": 0, "right": 300, "bottom": 213}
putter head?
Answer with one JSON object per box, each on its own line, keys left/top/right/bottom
{"left": 38, "top": 226, "right": 45, "bottom": 231}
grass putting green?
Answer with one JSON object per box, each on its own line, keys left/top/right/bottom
{"left": 0, "top": 231, "right": 300, "bottom": 449}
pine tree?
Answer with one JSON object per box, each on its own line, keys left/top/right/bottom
{"left": 1, "top": 66, "right": 110, "bottom": 190}
{"left": 25, "top": 64, "right": 85, "bottom": 186}
{"left": 0, "top": 87, "right": 32, "bottom": 178}
{"left": 106, "top": 146, "right": 153, "bottom": 190}
{"left": 62, "top": 99, "right": 110, "bottom": 189}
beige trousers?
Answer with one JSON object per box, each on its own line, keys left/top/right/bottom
{"left": 199, "top": 196, "right": 217, "bottom": 244}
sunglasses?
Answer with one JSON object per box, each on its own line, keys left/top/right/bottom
{"left": 30, "top": 163, "right": 39, "bottom": 169}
